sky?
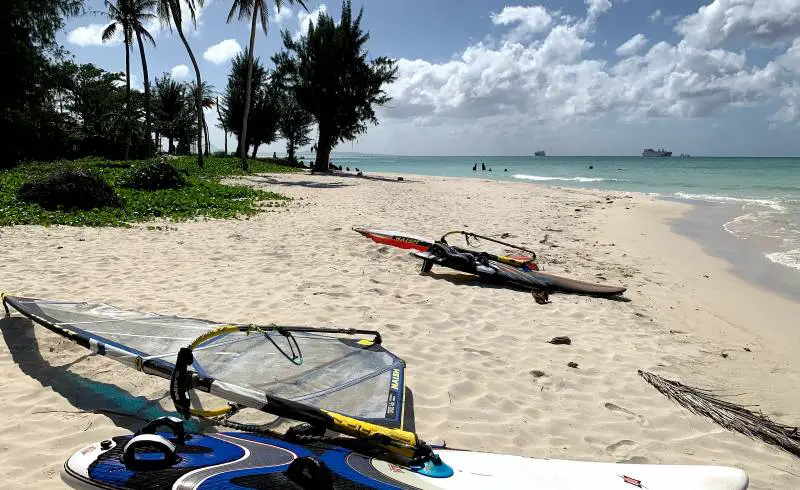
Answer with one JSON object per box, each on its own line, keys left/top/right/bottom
{"left": 59, "top": 0, "right": 800, "bottom": 157}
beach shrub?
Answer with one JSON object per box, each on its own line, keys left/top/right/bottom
{"left": 122, "top": 157, "right": 186, "bottom": 191}
{"left": 15, "top": 169, "right": 121, "bottom": 210}
{"left": 1, "top": 156, "right": 296, "bottom": 226}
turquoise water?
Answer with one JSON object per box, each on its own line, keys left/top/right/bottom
{"left": 330, "top": 155, "right": 800, "bottom": 273}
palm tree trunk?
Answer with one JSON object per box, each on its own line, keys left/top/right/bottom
{"left": 124, "top": 31, "right": 132, "bottom": 160}
{"left": 203, "top": 119, "right": 210, "bottom": 155}
{"left": 135, "top": 31, "right": 152, "bottom": 158}
{"left": 172, "top": 16, "right": 204, "bottom": 168}
{"left": 239, "top": 3, "right": 259, "bottom": 170}
{"left": 215, "top": 95, "right": 227, "bottom": 155}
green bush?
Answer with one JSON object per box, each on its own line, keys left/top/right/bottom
{"left": 122, "top": 157, "right": 186, "bottom": 191}
{"left": 15, "top": 169, "right": 121, "bottom": 211}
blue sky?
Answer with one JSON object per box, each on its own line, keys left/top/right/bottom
{"left": 60, "top": 0, "right": 800, "bottom": 156}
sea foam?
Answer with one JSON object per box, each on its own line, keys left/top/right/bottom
{"left": 512, "top": 174, "right": 620, "bottom": 183}
{"left": 673, "top": 192, "right": 786, "bottom": 212}
{"left": 765, "top": 249, "right": 800, "bottom": 271}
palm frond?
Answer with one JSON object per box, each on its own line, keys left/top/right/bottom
{"left": 258, "top": 1, "right": 269, "bottom": 35}
{"left": 226, "top": 0, "right": 244, "bottom": 23}
{"left": 183, "top": 0, "right": 199, "bottom": 27}
{"left": 138, "top": 28, "right": 156, "bottom": 46}
{"left": 156, "top": 0, "right": 175, "bottom": 29}
{"left": 639, "top": 370, "right": 800, "bottom": 457}
{"left": 102, "top": 23, "right": 118, "bottom": 41}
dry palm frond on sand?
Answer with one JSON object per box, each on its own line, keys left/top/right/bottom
{"left": 638, "top": 370, "right": 800, "bottom": 457}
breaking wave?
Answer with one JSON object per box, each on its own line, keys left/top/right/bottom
{"left": 765, "top": 249, "right": 800, "bottom": 271}
{"left": 512, "top": 174, "right": 622, "bottom": 183}
{"left": 673, "top": 192, "right": 786, "bottom": 212}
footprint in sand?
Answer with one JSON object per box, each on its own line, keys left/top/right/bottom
{"left": 462, "top": 347, "right": 493, "bottom": 357}
{"left": 606, "top": 439, "right": 637, "bottom": 458}
{"left": 604, "top": 402, "right": 649, "bottom": 427}
{"left": 617, "top": 456, "right": 650, "bottom": 464}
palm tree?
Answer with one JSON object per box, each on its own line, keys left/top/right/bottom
{"left": 156, "top": 0, "right": 205, "bottom": 166}
{"left": 226, "top": 0, "right": 306, "bottom": 169}
{"left": 102, "top": 0, "right": 157, "bottom": 159}
{"left": 153, "top": 73, "right": 187, "bottom": 153}
{"left": 189, "top": 80, "right": 215, "bottom": 155}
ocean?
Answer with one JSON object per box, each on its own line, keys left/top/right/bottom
{"left": 329, "top": 155, "right": 800, "bottom": 283}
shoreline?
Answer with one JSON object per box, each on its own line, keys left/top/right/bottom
{"left": 669, "top": 199, "right": 800, "bottom": 302}
{"left": 1, "top": 170, "right": 798, "bottom": 488}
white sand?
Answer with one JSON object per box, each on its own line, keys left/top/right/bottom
{"left": 1, "top": 171, "right": 798, "bottom": 489}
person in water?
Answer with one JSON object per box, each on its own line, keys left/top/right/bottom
{"left": 481, "top": 162, "right": 486, "bottom": 171}
{"left": 472, "top": 163, "right": 477, "bottom": 171}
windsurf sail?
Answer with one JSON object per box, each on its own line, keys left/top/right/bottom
{"left": 2, "top": 295, "right": 426, "bottom": 460}
{"left": 353, "top": 228, "right": 433, "bottom": 252}
{"left": 354, "top": 227, "right": 538, "bottom": 269}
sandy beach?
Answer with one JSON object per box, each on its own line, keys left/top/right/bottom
{"left": 1, "top": 170, "right": 798, "bottom": 489}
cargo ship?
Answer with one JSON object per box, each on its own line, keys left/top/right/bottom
{"left": 642, "top": 148, "right": 672, "bottom": 157}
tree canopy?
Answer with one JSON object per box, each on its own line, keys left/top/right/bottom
{"left": 1, "top": 0, "right": 83, "bottom": 166}
{"left": 272, "top": 0, "right": 397, "bottom": 171}
{"left": 220, "top": 51, "right": 280, "bottom": 158}
{"left": 2, "top": 0, "right": 397, "bottom": 169}
{"left": 278, "top": 93, "right": 314, "bottom": 164}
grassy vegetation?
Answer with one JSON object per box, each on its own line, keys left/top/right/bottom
{"left": 0, "top": 156, "right": 299, "bottom": 227}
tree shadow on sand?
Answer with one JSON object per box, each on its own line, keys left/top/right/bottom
{"left": 421, "top": 271, "right": 631, "bottom": 302}
{"left": 240, "top": 175, "right": 352, "bottom": 189}
{"left": 0, "top": 316, "right": 177, "bottom": 432}
{"left": 326, "top": 171, "right": 414, "bottom": 183}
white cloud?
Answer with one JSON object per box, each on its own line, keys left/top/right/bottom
{"left": 648, "top": 9, "right": 662, "bottom": 23}
{"left": 170, "top": 64, "right": 190, "bottom": 79}
{"left": 383, "top": 1, "right": 796, "bottom": 132}
{"left": 677, "top": 0, "right": 800, "bottom": 48}
{"left": 67, "top": 23, "right": 119, "bottom": 47}
{"left": 491, "top": 6, "right": 552, "bottom": 41}
{"left": 273, "top": 5, "right": 293, "bottom": 24}
{"left": 616, "top": 33, "right": 648, "bottom": 56}
{"left": 203, "top": 39, "right": 242, "bottom": 64}
{"left": 130, "top": 73, "right": 143, "bottom": 92}
{"left": 111, "top": 73, "right": 143, "bottom": 92}
{"left": 296, "top": 4, "right": 327, "bottom": 38}
{"left": 585, "top": 0, "right": 612, "bottom": 19}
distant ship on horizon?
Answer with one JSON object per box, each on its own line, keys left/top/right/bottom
{"left": 642, "top": 148, "right": 672, "bottom": 157}
{"left": 534, "top": 150, "right": 546, "bottom": 157}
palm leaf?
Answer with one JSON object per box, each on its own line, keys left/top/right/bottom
{"left": 101, "top": 23, "right": 118, "bottom": 41}
{"left": 639, "top": 370, "right": 800, "bottom": 457}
